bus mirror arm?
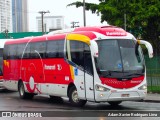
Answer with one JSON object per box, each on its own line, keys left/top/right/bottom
{"left": 138, "top": 40, "right": 153, "bottom": 58}
{"left": 90, "top": 41, "right": 99, "bottom": 58}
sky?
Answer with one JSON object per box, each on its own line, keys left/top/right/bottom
{"left": 28, "top": 0, "right": 108, "bottom": 31}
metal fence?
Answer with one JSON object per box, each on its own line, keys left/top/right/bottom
{"left": 145, "top": 55, "right": 160, "bottom": 93}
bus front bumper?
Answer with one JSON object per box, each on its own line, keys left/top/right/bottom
{"left": 95, "top": 91, "right": 147, "bottom": 102}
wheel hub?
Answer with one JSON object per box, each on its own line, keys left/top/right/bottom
{"left": 72, "top": 90, "right": 79, "bottom": 103}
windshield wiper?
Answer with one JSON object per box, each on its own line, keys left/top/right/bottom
{"left": 99, "top": 70, "right": 111, "bottom": 77}
{"left": 101, "top": 70, "right": 123, "bottom": 77}
{"left": 124, "top": 73, "right": 144, "bottom": 77}
{"left": 109, "top": 71, "right": 123, "bottom": 73}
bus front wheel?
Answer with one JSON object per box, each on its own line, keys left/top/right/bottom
{"left": 18, "top": 81, "right": 34, "bottom": 99}
{"left": 69, "top": 86, "right": 87, "bottom": 107}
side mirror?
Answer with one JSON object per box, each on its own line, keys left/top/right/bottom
{"left": 137, "top": 40, "right": 153, "bottom": 58}
{"left": 90, "top": 40, "right": 98, "bottom": 57}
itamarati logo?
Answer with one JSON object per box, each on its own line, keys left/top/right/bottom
{"left": 106, "top": 32, "right": 126, "bottom": 36}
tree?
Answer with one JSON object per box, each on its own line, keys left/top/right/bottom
{"left": 68, "top": 0, "right": 160, "bottom": 54}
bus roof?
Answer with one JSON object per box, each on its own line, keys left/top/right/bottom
{"left": 5, "top": 34, "right": 66, "bottom": 45}
{"left": 5, "top": 26, "right": 131, "bottom": 45}
{"left": 47, "top": 28, "right": 74, "bottom": 35}
{"left": 74, "top": 26, "right": 127, "bottom": 36}
{"left": 47, "top": 26, "right": 127, "bottom": 37}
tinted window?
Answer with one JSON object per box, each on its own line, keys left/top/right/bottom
{"left": 3, "top": 45, "right": 8, "bottom": 60}
{"left": 4, "top": 44, "right": 26, "bottom": 60}
{"left": 0, "top": 49, "right": 3, "bottom": 57}
{"left": 30, "top": 42, "right": 46, "bottom": 58}
{"left": 84, "top": 46, "right": 93, "bottom": 75}
{"left": 7, "top": 45, "right": 17, "bottom": 59}
{"left": 96, "top": 39, "right": 145, "bottom": 78}
{"left": 17, "top": 44, "right": 26, "bottom": 59}
{"left": 23, "top": 44, "right": 30, "bottom": 59}
{"left": 70, "top": 41, "right": 85, "bottom": 68}
{"left": 69, "top": 41, "right": 92, "bottom": 74}
{"left": 46, "top": 40, "right": 64, "bottom": 58}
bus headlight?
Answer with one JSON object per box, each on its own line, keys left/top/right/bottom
{"left": 138, "top": 84, "right": 147, "bottom": 90}
{"left": 95, "top": 84, "right": 110, "bottom": 91}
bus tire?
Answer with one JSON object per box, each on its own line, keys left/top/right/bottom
{"left": 108, "top": 101, "right": 122, "bottom": 106}
{"left": 69, "top": 86, "right": 87, "bottom": 107}
{"left": 18, "top": 81, "right": 34, "bottom": 99}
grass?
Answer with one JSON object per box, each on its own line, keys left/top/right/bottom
{"left": 147, "top": 86, "right": 160, "bottom": 93}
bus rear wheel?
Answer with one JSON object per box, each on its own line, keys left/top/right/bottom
{"left": 18, "top": 81, "right": 34, "bottom": 99}
{"left": 69, "top": 86, "right": 87, "bottom": 107}
{"left": 108, "top": 101, "right": 122, "bottom": 106}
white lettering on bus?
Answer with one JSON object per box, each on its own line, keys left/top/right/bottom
{"left": 57, "top": 64, "right": 62, "bottom": 71}
{"left": 106, "top": 32, "right": 126, "bottom": 36}
{"left": 130, "top": 80, "right": 142, "bottom": 83}
{"left": 44, "top": 64, "right": 56, "bottom": 70}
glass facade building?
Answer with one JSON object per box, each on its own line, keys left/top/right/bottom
{"left": 12, "top": 0, "right": 28, "bottom": 32}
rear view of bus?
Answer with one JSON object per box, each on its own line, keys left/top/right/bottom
{"left": 0, "top": 39, "right": 11, "bottom": 89}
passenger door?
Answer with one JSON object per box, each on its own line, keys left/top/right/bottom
{"left": 84, "top": 50, "right": 94, "bottom": 101}
{"left": 66, "top": 40, "right": 94, "bottom": 101}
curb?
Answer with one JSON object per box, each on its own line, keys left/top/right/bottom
{"left": 143, "top": 100, "right": 160, "bottom": 103}
{"left": 136, "top": 99, "right": 160, "bottom": 103}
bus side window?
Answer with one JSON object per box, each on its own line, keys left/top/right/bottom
{"left": 7, "top": 45, "right": 17, "bottom": 59}
{"left": 70, "top": 41, "right": 85, "bottom": 68}
{"left": 30, "top": 42, "right": 46, "bottom": 59}
{"left": 23, "top": 44, "right": 30, "bottom": 59}
{"left": 66, "top": 40, "right": 93, "bottom": 75}
{"left": 46, "top": 40, "right": 64, "bottom": 58}
{"left": 58, "top": 40, "right": 65, "bottom": 58}
{"left": 84, "top": 44, "right": 93, "bottom": 75}
{"left": 17, "top": 44, "right": 26, "bottom": 59}
{"left": 3, "top": 45, "right": 8, "bottom": 60}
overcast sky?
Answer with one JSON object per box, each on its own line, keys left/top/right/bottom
{"left": 28, "top": 0, "right": 107, "bottom": 31}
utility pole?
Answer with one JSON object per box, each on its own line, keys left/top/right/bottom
{"left": 83, "top": 0, "right": 86, "bottom": 26}
{"left": 4, "top": 29, "right": 9, "bottom": 38}
{"left": 71, "top": 21, "right": 79, "bottom": 28}
{"left": 124, "top": 13, "right": 126, "bottom": 31}
{"left": 38, "top": 10, "right": 50, "bottom": 34}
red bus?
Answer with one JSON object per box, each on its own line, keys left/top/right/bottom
{"left": 0, "top": 39, "right": 12, "bottom": 89}
{"left": 3, "top": 26, "right": 153, "bottom": 106}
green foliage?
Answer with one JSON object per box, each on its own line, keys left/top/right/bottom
{"left": 148, "top": 86, "right": 160, "bottom": 93}
{"left": 67, "top": 2, "right": 99, "bottom": 14}
{"left": 68, "top": 0, "right": 160, "bottom": 53}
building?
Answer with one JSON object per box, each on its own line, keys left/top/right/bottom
{"left": 36, "top": 16, "right": 64, "bottom": 32}
{"left": 12, "top": 0, "right": 28, "bottom": 32}
{"left": 0, "top": 0, "right": 12, "bottom": 33}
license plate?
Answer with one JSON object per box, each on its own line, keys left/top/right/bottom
{"left": 121, "top": 94, "right": 130, "bottom": 97}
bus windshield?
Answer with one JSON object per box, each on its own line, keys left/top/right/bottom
{"left": 95, "top": 39, "right": 145, "bottom": 78}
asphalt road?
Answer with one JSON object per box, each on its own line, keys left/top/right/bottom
{"left": 0, "top": 90, "right": 160, "bottom": 120}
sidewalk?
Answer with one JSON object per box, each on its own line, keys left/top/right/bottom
{"left": 143, "top": 93, "right": 160, "bottom": 103}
